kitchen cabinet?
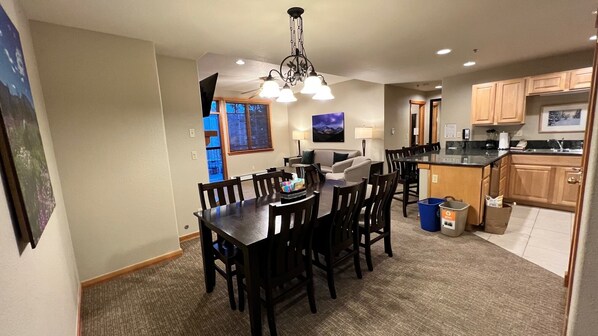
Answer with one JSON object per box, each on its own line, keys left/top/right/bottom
{"left": 526, "top": 67, "right": 593, "bottom": 95}
{"left": 471, "top": 78, "right": 525, "bottom": 125}
{"left": 499, "top": 155, "right": 509, "bottom": 196}
{"left": 505, "top": 154, "right": 582, "bottom": 211}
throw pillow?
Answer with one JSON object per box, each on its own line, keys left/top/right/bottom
{"left": 301, "top": 150, "right": 315, "bottom": 164}
{"left": 333, "top": 152, "right": 349, "bottom": 164}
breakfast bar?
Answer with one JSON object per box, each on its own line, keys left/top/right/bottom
{"left": 397, "top": 149, "right": 509, "bottom": 226}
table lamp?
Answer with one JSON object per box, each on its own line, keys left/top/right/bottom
{"left": 292, "top": 131, "right": 306, "bottom": 156}
{"left": 355, "top": 127, "right": 373, "bottom": 156}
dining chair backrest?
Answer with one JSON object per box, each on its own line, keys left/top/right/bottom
{"left": 252, "top": 170, "right": 293, "bottom": 198}
{"left": 431, "top": 142, "right": 441, "bottom": 151}
{"left": 267, "top": 192, "right": 320, "bottom": 279}
{"left": 364, "top": 171, "right": 398, "bottom": 233}
{"left": 423, "top": 144, "right": 434, "bottom": 152}
{"left": 327, "top": 180, "right": 367, "bottom": 253}
{"left": 385, "top": 149, "right": 402, "bottom": 174}
{"left": 198, "top": 177, "right": 244, "bottom": 210}
{"left": 298, "top": 164, "right": 322, "bottom": 186}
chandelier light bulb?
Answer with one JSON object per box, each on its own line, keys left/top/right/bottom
{"left": 301, "top": 72, "right": 322, "bottom": 94}
{"left": 312, "top": 82, "right": 334, "bottom": 101}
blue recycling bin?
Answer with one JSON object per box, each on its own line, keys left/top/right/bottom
{"left": 418, "top": 198, "right": 445, "bottom": 232}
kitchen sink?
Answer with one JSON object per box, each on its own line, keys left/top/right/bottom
{"left": 523, "top": 148, "right": 583, "bottom": 154}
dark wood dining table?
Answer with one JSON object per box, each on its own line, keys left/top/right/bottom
{"left": 193, "top": 179, "right": 361, "bottom": 336}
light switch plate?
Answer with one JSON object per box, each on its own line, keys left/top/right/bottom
{"left": 432, "top": 174, "right": 438, "bottom": 183}
{"left": 191, "top": 151, "right": 198, "bottom": 160}
{"left": 189, "top": 129, "right": 196, "bottom": 138}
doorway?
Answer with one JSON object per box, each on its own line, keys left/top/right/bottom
{"left": 409, "top": 100, "right": 426, "bottom": 146}
{"left": 429, "top": 98, "right": 442, "bottom": 144}
{"left": 203, "top": 100, "right": 227, "bottom": 182}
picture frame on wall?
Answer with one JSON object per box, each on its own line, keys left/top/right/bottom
{"left": 0, "top": 4, "right": 56, "bottom": 248}
{"left": 539, "top": 103, "right": 588, "bottom": 133}
{"left": 312, "top": 112, "right": 344, "bottom": 142}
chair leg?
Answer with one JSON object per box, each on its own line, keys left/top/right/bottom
{"left": 306, "top": 262, "right": 317, "bottom": 313}
{"left": 237, "top": 271, "right": 245, "bottom": 312}
{"left": 226, "top": 263, "right": 236, "bottom": 310}
{"left": 353, "top": 250, "right": 362, "bottom": 279}
{"left": 265, "top": 287, "right": 277, "bottom": 336}
{"left": 402, "top": 183, "right": 409, "bottom": 218}
{"left": 325, "top": 254, "right": 337, "bottom": 299}
{"left": 364, "top": 233, "right": 374, "bottom": 272}
{"left": 384, "top": 228, "right": 393, "bottom": 258}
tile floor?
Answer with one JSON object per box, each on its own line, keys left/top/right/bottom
{"left": 473, "top": 205, "right": 573, "bottom": 277}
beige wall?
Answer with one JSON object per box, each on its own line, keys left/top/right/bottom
{"left": 288, "top": 80, "right": 385, "bottom": 162}
{"left": 213, "top": 89, "right": 291, "bottom": 177}
{"left": 384, "top": 85, "right": 426, "bottom": 150}
{"left": 31, "top": 22, "right": 180, "bottom": 281}
{"left": 441, "top": 49, "right": 594, "bottom": 146}
{"left": 0, "top": 2, "right": 79, "bottom": 335}
{"left": 156, "top": 55, "right": 208, "bottom": 236}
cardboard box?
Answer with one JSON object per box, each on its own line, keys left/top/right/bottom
{"left": 484, "top": 204, "right": 512, "bottom": 234}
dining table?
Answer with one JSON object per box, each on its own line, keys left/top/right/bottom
{"left": 194, "top": 179, "right": 368, "bottom": 336}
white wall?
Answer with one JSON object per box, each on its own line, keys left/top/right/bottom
{"left": 288, "top": 80, "right": 385, "bottom": 162}
{"left": 30, "top": 21, "right": 180, "bottom": 281}
{"left": 156, "top": 55, "right": 208, "bottom": 237}
{"left": 213, "top": 89, "right": 291, "bottom": 177}
{"left": 441, "top": 49, "right": 594, "bottom": 146}
{"left": 0, "top": 1, "right": 79, "bottom": 335}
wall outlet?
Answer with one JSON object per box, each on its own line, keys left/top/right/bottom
{"left": 191, "top": 151, "right": 198, "bottom": 160}
{"left": 189, "top": 128, "right": 196, "bottom": 138}
{"left": 432, "top": 174, "right": 439, "bottom": 183}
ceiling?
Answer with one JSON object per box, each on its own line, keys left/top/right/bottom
{"left": 22, "top": 0, "right": 598, "bottom": 92}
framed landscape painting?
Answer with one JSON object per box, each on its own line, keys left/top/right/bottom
{"left": 539, "top": 103, "right": 588, "bottom": 133}
{"left": 0, "top": 5, "right": 55, "bottom": 248}
{"left": 312, "top": 112, "right": 344, "bottom": 142}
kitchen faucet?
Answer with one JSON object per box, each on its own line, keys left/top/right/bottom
{"left": 547, "top": 138, "right": 564, "bottom": 150}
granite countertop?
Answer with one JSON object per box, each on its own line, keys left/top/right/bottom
{"left": 395, "top": 149, "right": 510, "bottom": 167}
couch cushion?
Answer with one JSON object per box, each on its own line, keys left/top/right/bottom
{"left": 333, "top": 152, "right": 349, "bottom": 164}
{"left": 351, "top": 156, "right": 368, "bottom": 166}
{"left": 301, "top": 150, "right": 315, "bottom": 164}
{"left": 312, "top": 149, "right": 360, "bottom": 168}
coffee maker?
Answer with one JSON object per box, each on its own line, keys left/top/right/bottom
{"left": 485, "top": 129, "right": 498, "bottom": 150}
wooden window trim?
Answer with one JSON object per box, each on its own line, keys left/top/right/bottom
{"left": 217, "top": 97, "right": 274, "bottom": 155}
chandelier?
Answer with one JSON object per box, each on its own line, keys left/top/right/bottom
{"left": 260, "top": 7, "right": 334, "bottom": 103}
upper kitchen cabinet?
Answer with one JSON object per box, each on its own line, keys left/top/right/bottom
{"left": 526, "top": 67, "right": 593, "bottom": 95}
{"left": 471, "top": 78, "right": 525, "bottom": 125}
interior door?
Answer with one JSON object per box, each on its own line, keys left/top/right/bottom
{"left": 409, "top": 100, "right": 426, "bottom": 146}
{"left": 564, "top": 40, "right": 597, "bottom": 328}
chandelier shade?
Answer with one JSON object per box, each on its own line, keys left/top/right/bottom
{"left": 263, "top": 7, "right": 333, "bottom": 102}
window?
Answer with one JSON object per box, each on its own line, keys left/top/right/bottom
{"left": 225, "top": 100, "right": 273, "bottom": 154}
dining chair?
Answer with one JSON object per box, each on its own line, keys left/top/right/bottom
{"left": 392, "top": 149, "right": 419, "bottom": 217}
{"left": 423, "top": 143, "right": 435, "bottom": 152}
{"left": 297, "top": 164, "right": 324, "bottom": 186}
{"left": 359, "top": 171, "right": 398, "bottom": 271}
{"left": 431, "top": 142, "right": 441, "bottom": 151}
{"left": 197, "top": 177, "right": 245, "bottom": 310}
{"left": 237, "top": 193, "right": 320, "bottom": 336}
{"left": 312, "top": 179, "right": 367, "bottom": 299}
{"left": 252, "top": 170, "right": 293, "bottom": 198}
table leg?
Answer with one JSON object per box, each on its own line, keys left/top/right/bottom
{"left": 199, "top": 218, "right": 215, "bottom": 293}
{"left": 243, "top": 245, "right": 262, "bottom": 336}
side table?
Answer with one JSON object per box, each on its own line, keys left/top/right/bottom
{"left": 283, "top": 155, "right": 301, "bottom": 166}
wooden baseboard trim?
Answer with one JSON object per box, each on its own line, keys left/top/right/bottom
{"left": 81, "top": 249, "right": 183, "bottom": 288}
{"left": 77, "top": 284, "right": 82, "bottom": 336}
{"left": 179, "top": 231, "right": 199, "bottom": 243}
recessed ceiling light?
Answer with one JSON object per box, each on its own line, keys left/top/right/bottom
{"left": 235, "top": 59, "right": 245, "bottom": 65}
{"left": 590, "top": 35, "right": 597, "bottom": 41}
{"left": 464, "top": 61, "right": 476, "bottom": 67}
{"left": 435, "top": 85, "right": 442, "bottom": 89}
{"left": 436, "top": 49, "right": 452, "bottom": 55}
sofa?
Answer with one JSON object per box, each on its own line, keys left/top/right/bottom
{"left": 288, "top": 149, "right": 361, "bottom": 173}
{"left": 325, "top": 156, "right": 372, "bottom": 182}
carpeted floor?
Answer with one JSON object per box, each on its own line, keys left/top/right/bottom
{"left": 81, "top": 202, "right": 566, "bottom": 335}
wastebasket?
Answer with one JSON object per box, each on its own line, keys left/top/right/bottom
{"left": 439, "top": 199, "right": 470, "bottom": 237}
{"left": 418, "top": 198, "right": 445, "bottom": 232}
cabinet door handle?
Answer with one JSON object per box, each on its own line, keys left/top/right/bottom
{"left": 567, "top": 177, "right": 580, "bottom": 184}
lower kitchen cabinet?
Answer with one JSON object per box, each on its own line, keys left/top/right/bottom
{"left": 506, "top": 154, "right": 581, "bottom": 211}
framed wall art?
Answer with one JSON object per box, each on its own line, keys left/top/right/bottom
{"left": 0, "top": 4, "right": 55, "bottom": 248}
{"left": 539, "top": 103, "right": 587, "bottom": 133}
{"left": 312, "top": 112, "right": 344, "bottom": 142}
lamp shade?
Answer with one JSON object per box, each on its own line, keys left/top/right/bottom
{"left": 276, "top": 84, "right": 297, "bottom": 103}
{"left": 292, "top": 130, "right": 306, "bottom": 140}
{"left": 300, "top": 73, "right": 322, "bottom": 94}
{"left": 355, "top": 127, "right": 373, "bottom": 139}
{"left": 260, "top": 79, "right": 281, "bottom": 98}
{"left": 312, "top": 83, "right": 334, "bottom": 100}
